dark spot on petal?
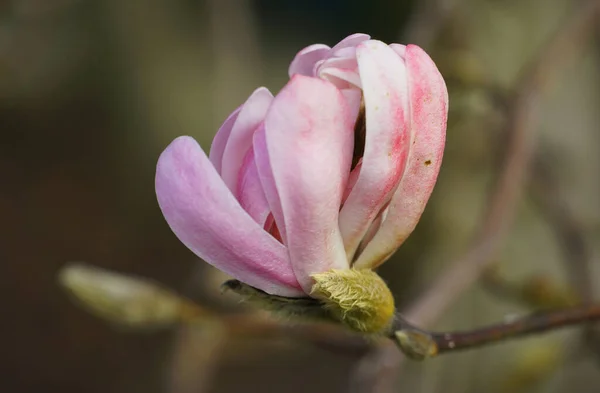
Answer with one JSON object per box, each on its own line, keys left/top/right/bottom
{"left": 424, "top": 160, "right": 432, "bottom": 166}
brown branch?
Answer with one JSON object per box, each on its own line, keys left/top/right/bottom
{"left": 430, "top": 304, "right": 600, "bottom": 354}
{"left": 59, "top": 262, "right": 600, "bottom": 376}
{"left": 403, "top": 0, "right": 600, "bottom": 329}
{"left": 206, "top": 304, "right": 600, "bottom": 361}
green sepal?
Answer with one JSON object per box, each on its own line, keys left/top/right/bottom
{"left": 222, "top": 280, "right": 335, "bottom": 322}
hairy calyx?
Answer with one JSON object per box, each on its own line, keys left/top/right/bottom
{"left": 311, "top": 269, "right": 395, "bottom": 333}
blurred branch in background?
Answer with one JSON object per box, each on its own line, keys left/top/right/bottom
{"left": 58, "top": 260, "right": 600, "bottom": 393}
{"left": 482, "top": 266, "right": 578, "bottom": 310}
{"left": 531, "top": 143, "right": 600, "bottom": 359}
{"left": 403, "top": 0, "right": 600, "bottom": 329}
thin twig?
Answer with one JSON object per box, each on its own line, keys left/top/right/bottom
{"left": 403, "top": 0, "right": 600, "bottom": 328}
{"left": 429, "top": 304, "right": 600, "bottom": 354}
{"left": 196, "top": 304, "right": 600, "bottom": 360}
{"left": 59, "top": 262, "right": 600, "bottom": 367}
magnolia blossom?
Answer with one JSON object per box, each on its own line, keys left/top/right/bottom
{"left": 155, "top": 34, "right": 448, "bottom": 298}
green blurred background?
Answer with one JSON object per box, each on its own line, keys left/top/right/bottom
{"left": 2, "top": 0, "right": 600, "bottom": 392}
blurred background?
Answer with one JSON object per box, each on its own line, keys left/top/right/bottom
{"left": 2, "top": 0, "right": 600, "bottom": 392}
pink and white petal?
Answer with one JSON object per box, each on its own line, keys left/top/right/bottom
{"left": 156, "top": 136, "right": 303, "bottom": 296}
{"left": 355, "top": 204, "right": 387, "bottom": 259}
{"left": 330, "top": 33, "right": 371, "bottom": 53}
{"left": 318, "top": 56, "right": 359, "bottom": 74}
{"left": 288, "top": 44, "right": 330, "bottom": 77}
{"left": 236, "top": 146, "right": 271, "bottom": 227}
{"left": 320, "top": 67, "right": 363, "bottom": 89}
{"left": 253, "top": 125, "right": 288, "bottom": 244}
{"left": 342, "top": 161, "right": 362, "bottom": 205}
{"left": 354, "top": 44, "right": 448, "bottom": 269}
{"left": 331, "top": 46, "right": 358, "bottom": 59}
{"left": 389, "top": 43, "right": 407, "bottom": 58}
{"left": 208, "top": 105, "right": 242, "bottom": 174}
{"left": 220, "top": 87, "right": 274, "bottom": 192}
{"left": 264, "top": 75, "right": 355, "bottom": 292}
{"left": 340, "top": 88, "right": 363, "bottom": 127}
{"left": 318, "top": 57, "right": 362, "bottom": 88}
{"left": 339, "top": 40, "right": 411, "bottom": 262}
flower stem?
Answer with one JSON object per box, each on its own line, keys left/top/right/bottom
{"left": 393, "top": 304, "right": 600, "bottom": 358}
{"left": 58, "top": 263, "right": 600, "bottom": 360}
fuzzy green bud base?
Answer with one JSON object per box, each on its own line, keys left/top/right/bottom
{"left": 311, "top": 269, "right": 395, "bottom": 334}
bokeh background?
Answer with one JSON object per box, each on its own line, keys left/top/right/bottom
{"left": 2, "top": 0, "right": 600, "bottom": 392}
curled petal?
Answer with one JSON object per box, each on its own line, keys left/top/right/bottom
{"left": 342, "top": 161, "right": 362, "bottom": 204}
{"left": 208, "top": 106, "right": 241, "bottom": 174}
{"left": 317, "top": 49, "right": 361, "bottom": 88}
{"left": 253, "top": 125, "right": 287, "bottom": 243}
{"left": 339, "top": 40, "right": 411, "bottom": 263}
{"left": 288, "top": 44, "right": 331, "bottom": 77}
{"left": 155, "top": 136, "right": 303, "bottom": 296}
{"left": 330, "top": 33, "right": 371, "bottom": 53}
{"left": 389, "top": 43, "right": 407, "bottom": 58}
{"left": 354, "top": 44, "right": 448, "bottom": 269}
{"left": 236, "top": 147, "right": 271, "bottom": 227}
{"left": 340, "top": 88, "right": 363, "bottom": 121}
{"left": 264, "top": 75, "right": 355, "bottom": 291}
{"left": 220, "top": 87, "right": 274, "bottom": 192}
{"left": 319, "top": 58, "right": 362, "bottom": 89}
{"left": 289, "top": 34, "right": 371, "bottom": 79}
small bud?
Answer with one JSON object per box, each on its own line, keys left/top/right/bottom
{"left": 58, "top": 263, "right": 207, "bottom": 330}
{"left": 394, "top": 329, "right": 438, "bottom": 360}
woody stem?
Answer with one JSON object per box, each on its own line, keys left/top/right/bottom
{"left": 392, "top": 304, "right": 600, "bottom": 358}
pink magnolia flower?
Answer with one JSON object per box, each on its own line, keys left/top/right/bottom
{"left": 155, "top": 34, "right": 448, "bottom": 298}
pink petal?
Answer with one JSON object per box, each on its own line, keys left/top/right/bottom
{"left": 341, "top": 88, "right": 363, "bottom": 123}
{"left": 288, "top": 44, "right": 330, "bottom": 77}
{"left": 319, "top": 56, "right": 362, "bottom": 88}
{"left": 316, "top": 37, "right": 368, "bottom": 87}
{"left": 320, "top": 69, "right": 362, "bottom": 89}
{"left": 289, "top": 34, "right": 371, "bottom": 78}
{"left": 389, "top": 43, "right": 407, "bottom": 58}
{"left": 330, "top": 33, "right": 371, "bottom": 53}
{"left": 355, "top": 204, "right": 387, "bottom": 258}
{"left": 220, "top": 87, "right": 274, "bottom": 192}
{"left": 208, "top": 106, "right": 241, "bottom": 174}
{"left": 236, "top": 146, "right": 271, "bottom": 227}
{"left": 331, "top": 46, "right": 359, "bottom": 59}
{"left": 155, "top": 136, "right": 303, "bottom": 296}
{"left": 264, "top": 75, "right": 354, "bottom": 291}
{"left": 354, "top": 44, "right": 448, "bottom": 269}
{"left": 342, "top": 161, "right": 362, "bottom": 205}
{"left": 319, "top": 56, "right": 359, "bottom": 71}
{"left": 253, "top": 125, "right": 288, "bottom": 244}
{"left": 339, "top": 40, "right": 411, "bottom": 263}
